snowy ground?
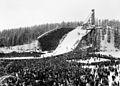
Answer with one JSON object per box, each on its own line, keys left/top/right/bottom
{"left": 0, "top": 40, "right": 39, "bottom": 53}
{"left": 0, "top": 57, "right": 40, "bottom": 60}
{"left": 96, "top": 51, "right": 120, "bottom": 58}
{"left": 67, "top": 57, "right": 110, "bottom": 64}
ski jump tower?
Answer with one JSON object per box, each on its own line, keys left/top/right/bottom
{"left": 83, "top": 9, "right": 116, "bottom": 52}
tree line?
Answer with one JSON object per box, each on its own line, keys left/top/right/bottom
{"left": 0, "top": 20, "right": 120, "bottom": 49}
{"left": 0, "top": 21, "right": 82, "bottom": 47}
{"left": 100, "top": 19, "right": 120, "bottom": 49}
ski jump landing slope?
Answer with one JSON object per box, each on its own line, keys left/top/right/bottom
{"left": 42, "top": 26, "right": 90, "bottom": 57}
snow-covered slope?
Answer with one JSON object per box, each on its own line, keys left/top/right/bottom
{"left": 53, "top": 26, "right": 86, "bottom": 55}
{"left": 0, "top": 40, "right": 39, "bottom": 53}
{"left": 41, "top": 26, "right": 90, "bottom": 57}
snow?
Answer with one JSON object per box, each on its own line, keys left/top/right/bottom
{"left": 96, "top": 51, "right": 120, "bottom": 58}
{"left": 0, "top": 57, "right": 41, "bottom": 60}
{"left": 41, "top": 52, "right": 53, "bottom": 58}
{"left": 82, "top": 65, "right": 95, "bottom": 69}
{"left": 76, "top": 57, "right": 109, "bottom": 63}
{"left": 100, "top": 26, "right": 117, "bottom": 51}
{"left": 100, "top": 33, "right": 116, "bottom": 51}
{"left": 0, "top": 40, "right": 39, "bottom": 53}
{"left": 52, "top": 26, "right": 89, "bottom": 56}
{"left": 67, "top": 57, "right": 110, "bottom": 64}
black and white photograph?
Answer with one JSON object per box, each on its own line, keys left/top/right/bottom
{"left": 0, "top": 0, "right": 120, "bottom": 86}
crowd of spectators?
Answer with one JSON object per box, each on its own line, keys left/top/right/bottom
{"left": 0, "top": 51, "right": 120, "bottom": 86}
{"left": 1, "top": 64, "right": 120, "bottom": 86}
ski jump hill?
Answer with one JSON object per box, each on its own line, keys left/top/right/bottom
{"left": 37, "top": 26, "right": 91, "bottom": 56}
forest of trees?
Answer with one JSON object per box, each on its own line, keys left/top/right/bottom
{"left": 0, "top": 21, "right": 83, "bottom": 47}
{"left": 100, "top": 19, "right": 120, "bottom": 49}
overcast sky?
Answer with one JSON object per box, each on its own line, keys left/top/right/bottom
{"left": 0, "top": 0, "right": 120, "bottom": 31}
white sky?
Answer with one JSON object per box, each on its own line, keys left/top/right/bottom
{"left": 0, "top": 0, "right": 120, "bottom": 31}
